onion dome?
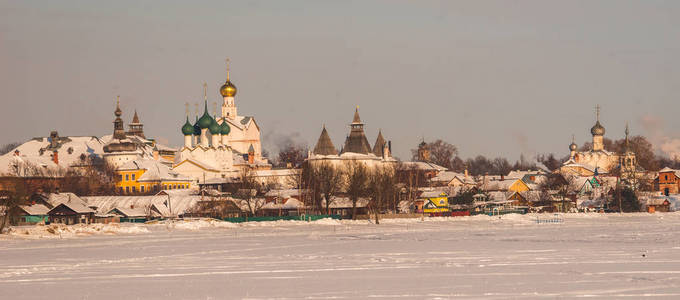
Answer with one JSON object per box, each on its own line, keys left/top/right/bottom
{"left": 209, "top": 115, "right": 221, "bottom": 134}
{"left": 220, "top": 118, "right": 231, "bottom": 135}
{"left": 197, "top": 101, "right": 213, "bottom": 129}
{"left": 193, "top": 116, "right": 201, "bottom": 135}
{"left": 569, "top": 141, "right": 578, "bottom": 151}
{"left": 220, "top": 81, "right": 237, "bottom": 97}
{"left": 182, "top": 117, "right": 194, "bottom": 136}
{"left": 220, "top": 60, "right": 237, "bottom": 97}
{"left": 590, "top": 121, "right": 605, "bottom": 136}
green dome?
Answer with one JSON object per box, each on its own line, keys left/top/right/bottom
{"left": 193, "top": 116, "right": 200, "bottom": 135}
{"left": 209, "top": 115, "right": 221, "bottom": 134}
{"left": 197, "top": 101, "right": 213, "bottom": 129}
{"left": 220, "top": 118, "right": 231, "bottom": 135}
{"left": 181, "top": 117, "right": 194, "bottom": 136}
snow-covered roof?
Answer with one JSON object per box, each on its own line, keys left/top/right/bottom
{"left": 322, "top": 197, "right": 369, "bottom": 208}
{"left": 484, "top": 179, "right": 522, "bottom": 191}
{"left": 658, "top": 167, "right": 680, "bottom": 177}
{"left": 419, "top": 191, "right": 448, "bottom": 198}
{"left": 0, "top": 135, "right": 107, "bottom": 175}
{"left": 401, "top": 161, "right": 448, "bottom": 172}
{"left": 647, "top": 198, "right": 670, "bottom": 206}
{"left": 47, "top": 193, "right": 89, "bottom": 208}
{"left": 108, "top": 207, "right": 148, "bottom": 218}
{"left": 265, "top": 189, "right": 303, "bottom": 198}
{"left": 261, "top": 198, "right": 304, "bottom": 210}
{"left": 83, "top": 195, "right": 200, "bottom": 217}
{"left": 19, "top": 204, "right": 50, "bottom": 215}
{"left": 51, "top": 200, "right": 95, "bottom": 214}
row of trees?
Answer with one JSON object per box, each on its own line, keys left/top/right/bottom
{"left": 301, "top": 161, "right": 400, "bottom": 223}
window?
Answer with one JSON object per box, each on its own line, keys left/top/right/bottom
{"left": 132, "top": 186, "right": 136, "bottom": 193}
{"left": 120, "top": 175, "right": 124, "bottom": 181}
{"left": 125, "top": 186, "right": 130, "bottom": 193}
{"left": 132, "top": 174, "right": 136, "bottom": 181}
{"left": 125, "top": 174, "right": 129, "bottom": 181}
{"left": 119, "top": 187, "right": 123, "bottom": 194}
{"left": 141, "top": 185, "right": 145, "bottom": 193}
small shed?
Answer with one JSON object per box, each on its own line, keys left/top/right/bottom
{"left": 647, "top": 198, "right": 671, "bottom": 213}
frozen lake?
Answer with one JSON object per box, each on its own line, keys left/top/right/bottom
{"left": 2, "top": 214, "right": 680, "bottom": 299}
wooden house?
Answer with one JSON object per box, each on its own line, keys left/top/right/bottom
{"left": 47, "top": 201, "right": 95, "bottom": 225}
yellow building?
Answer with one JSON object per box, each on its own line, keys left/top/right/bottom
{"left": 422, "top": 191, "right": 449, "bottom": 213}
{"left": 116, "top": 159, "right": 192, "bottom": 194}
{"left": 485, "top": 178, "right": 530, "bottom": 193}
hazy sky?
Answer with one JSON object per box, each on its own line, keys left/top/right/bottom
{"left": 2, "top": 0, "right": 679, "bottom": 161}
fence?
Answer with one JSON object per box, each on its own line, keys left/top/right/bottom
{"left": 535, "top": 214, "right": 564, "bottom": 224}
{"left": 221, "top": 214, "right": 341, "bottom": 223}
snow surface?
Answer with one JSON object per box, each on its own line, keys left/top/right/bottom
{"left": 2, "top": 214, "right": 680, "bottom": 299}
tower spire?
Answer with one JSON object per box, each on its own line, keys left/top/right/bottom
{"left": 203, "top": 82, "right": 208, "bottom": 101}
{"left": 596, "top": 104, "right": 600, "bottom": 122}
{"left": 226, "top": 58, "right": 231, "bottom": 81}
{"left": 185, "top": 102, "right": 190, "bottom": 117}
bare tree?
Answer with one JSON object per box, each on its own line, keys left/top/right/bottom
{"left": 0, "top": 142, "right": 20, "bottom": 155}
{"left": 0, "top": 181, "right": 29, "bottom": 233}
{"left": 233, "top": 168, "right": 265, "bottom": 219}
{"left": 313, "top": 162, "right": 344, "bottom": 215}
{"left": 276, "top": 142, "right": 308, "bottom": 168}
{"left": 345, "top": 160, "right": 369, "bottom": 220}
{"left": 411, "top": 139, "right": 458, "bottom": 168}
{"left": 367, "top": 166, "right": 397, "bottom": 224}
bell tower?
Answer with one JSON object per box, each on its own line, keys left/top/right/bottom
{"left": 220, "top": 58, "right": 238, "bottom": 120}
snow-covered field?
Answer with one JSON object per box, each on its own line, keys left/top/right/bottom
{"left": 2, "top": 213, "right": 680, "bottom": 299}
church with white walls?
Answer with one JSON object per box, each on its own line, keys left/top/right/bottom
{"left": 173, "top": 62, "right": 270, "bottom": 182}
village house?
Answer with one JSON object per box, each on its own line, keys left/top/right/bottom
{"left": 47, "top": 201, "right": 95, "bottom": 225}
{"left": 655, "top": 167, "right": 680, "bottom": 196}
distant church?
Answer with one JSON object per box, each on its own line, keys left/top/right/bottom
{"left": 307, "top": 107, "right": 396, "bottom": 168}
{"left": 560, "top": 106, "right": 639, "bottom": 179}
{"left": 173, "top": 60, "right": 269, "bottom": 182}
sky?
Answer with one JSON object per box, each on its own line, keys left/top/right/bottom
{"left": 1, "top": 0, "right": 679, "bottom": 161}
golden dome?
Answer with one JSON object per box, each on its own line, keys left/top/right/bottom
{"left": 220, "top": 80, "right": 237, "bottom": 97}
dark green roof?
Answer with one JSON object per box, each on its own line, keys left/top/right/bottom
{"left": 209, "top": 115, "right": 221, "bottom": 134}
{"left": 182, "top": 117, "right": 194, "bottom": 135}
{"left": 198, "top": 101, "right": 213, "bottom": 129}
{"left": 220, "top": 118, "right": 231, "bottom": 135}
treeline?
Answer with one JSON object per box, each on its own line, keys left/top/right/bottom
{"left": 409, "top": 137, "right": 680, "bottom": 176}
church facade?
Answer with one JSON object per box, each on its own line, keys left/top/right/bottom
{"left": 559, "top": 107, "right": 639, "bottom": 179}
{"left": 173, "top": 62, "right": 269, "bottom": 182}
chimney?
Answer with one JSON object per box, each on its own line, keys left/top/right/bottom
{"left": 464, "top": 167, "right": 468, "bottom": 178}
{"left": 248, "top": 153, "right": 254, "bottom": 164}
{"left": 52, "top": 150, "right": 59, "bottom": 165}
{"left": 153, "top": 150, "right": 159, "bottom": 160}
{"left": 500, "top": 174, "right": 504, "bottom": 181}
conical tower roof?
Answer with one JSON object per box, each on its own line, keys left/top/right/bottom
{"left": 131, "top": 110, "right": 141, "bottom": 124}
{"left": 341, "top": 108, "right": 371, "bottom": 154}
{"left": 372, "top": 130, "right": 386, "bottom": 157}
{"left": 352, "top": 107, "right": 362, "bottom": 124}
{"left": 313, "top": 126, "right": 338, "bottom": 156}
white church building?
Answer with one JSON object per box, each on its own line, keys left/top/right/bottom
{"left": 173, "top": 63, "right": 270, "bottom": 182}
